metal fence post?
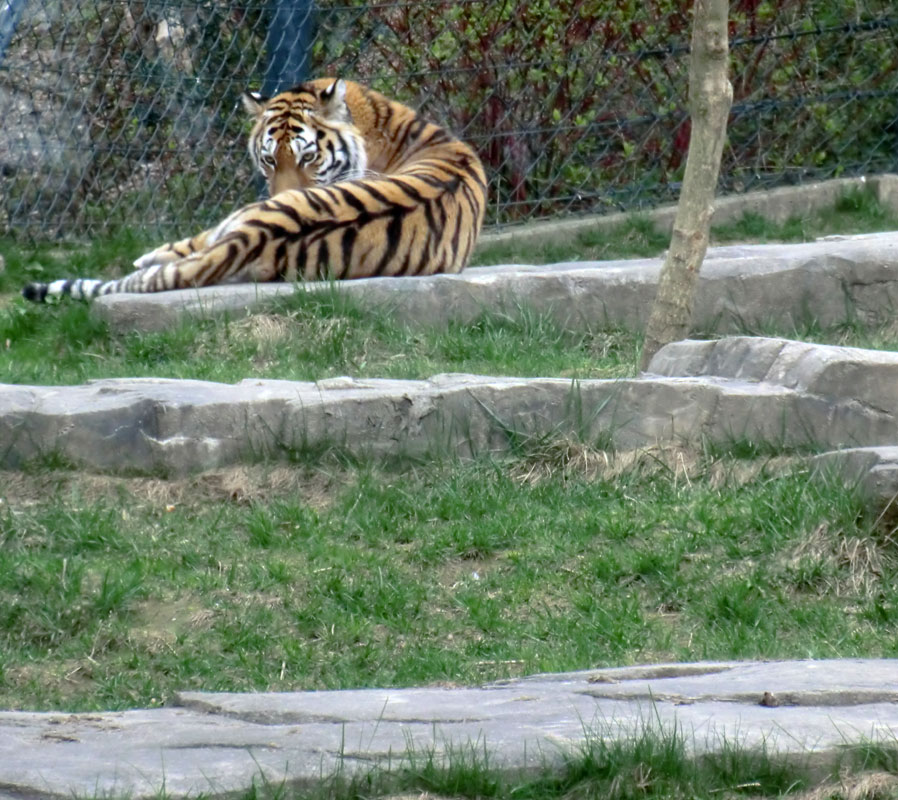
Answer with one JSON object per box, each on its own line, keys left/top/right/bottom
{"left": 263, "top": 0, "right": 316, "bottom": 97}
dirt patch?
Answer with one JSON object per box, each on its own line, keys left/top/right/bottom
{"left": 3, "top": 657, "right": 99, "bottom": 709}
{"left": 0, "top": 464, "right": 342, "bottom": 511}
{"left": 129, "top": 596, "right": 217, "bottom": 652}
{"left": 438, "top": 556, "right": 501, "bottom": 591}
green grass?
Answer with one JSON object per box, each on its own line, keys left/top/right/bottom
{"left": 475, "top": 215, "right": 672, "bottom": 266}
{"left": 2, "top": 447, "right": 897, "bottom": 712}
{"left": 474, "top": 185, "right": 898, "bottom": 266}
{"left": 0, "top": 286, "right": 640, "bottom": 385}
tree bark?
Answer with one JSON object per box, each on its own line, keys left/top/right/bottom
{"left": 639, "top": 0, "right": 732, "bottom": 371}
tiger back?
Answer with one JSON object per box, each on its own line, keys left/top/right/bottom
{"left": 22, "top": 78, "right": 487, "bottom": 302}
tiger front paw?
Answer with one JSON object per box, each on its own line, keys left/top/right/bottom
{"left": 134, "top": 245, "right": 181, "bottom": 270}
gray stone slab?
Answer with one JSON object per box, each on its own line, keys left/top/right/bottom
{"left": 647, "top": 336, "right": 898, "bottom": 416}
{"left": 6, "top": 336, "right": 898, "bottom": 474}
{"left": 0, "top": 373, "right": 833, "bottom": 474}
{"left": 92, "top": 232, "right": 898, "bottom": 334}
{"left": 0, "top": 373, "right": 710, "bottom": 473}
{"left": 2, "top": 660, "right": 898, "bottom": 799}
{"left": 811, "top": 446, "right": 898, "bottom": 506}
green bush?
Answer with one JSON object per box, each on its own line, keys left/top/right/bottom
{"left": 314, "top": 0, "right": 898, "bottom": 222}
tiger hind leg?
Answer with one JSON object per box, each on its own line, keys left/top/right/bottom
{"left": 22, "top": 197, "right": 298, "bottom": 302}
{"left": 133, "top": 198, "right": 262, "bottom": 270}
{"left": 23, "top": 227, "right": 283, "bottom": 301}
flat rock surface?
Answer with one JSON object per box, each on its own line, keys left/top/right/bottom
{"left": 2, "top": 660, "right": 897, "bottom": 799}
{"left": 92, "top": 232, "right": 898, "bottom": 333}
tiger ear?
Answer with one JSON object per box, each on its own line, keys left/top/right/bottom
{"left": 241, "top": 90, "right": 268, "bottom": 117}
{"left": 318, "top": 79, "right": 350, "bottom": 122}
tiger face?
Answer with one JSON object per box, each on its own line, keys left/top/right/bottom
{"left": 242, "top": 78, "right": 368, "bottom": 195}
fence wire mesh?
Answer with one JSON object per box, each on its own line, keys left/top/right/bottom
{"left": 1, "top": 1, "right": 897, "bottom": 241}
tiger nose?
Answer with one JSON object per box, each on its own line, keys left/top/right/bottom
{"left": 270, "top": 145, "right": 310, "bottom": 194}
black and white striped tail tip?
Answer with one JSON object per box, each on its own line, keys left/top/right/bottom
{"left": 21, "top": 279, "right": 104, "bottom": 303}
{"left": 21, "top": 282, "right": 49, "bottom": 303}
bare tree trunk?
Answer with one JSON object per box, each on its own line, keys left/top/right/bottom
{"left": 639, "top": 0, "right": 732, "bottom": 371}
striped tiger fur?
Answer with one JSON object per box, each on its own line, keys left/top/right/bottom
{"left": 22, "top": 78, "right": 487, "bottom": 303}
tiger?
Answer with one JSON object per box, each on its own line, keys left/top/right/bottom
{"left": 22, "top": 78, "right": 487, "bottom": 303}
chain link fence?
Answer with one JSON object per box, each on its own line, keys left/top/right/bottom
{"left": 1, "top": 1, "right": 897, "bottom": 241}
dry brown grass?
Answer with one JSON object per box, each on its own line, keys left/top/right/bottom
{"left": 774, "top": 772, "right": 898, "bottom": 800}
{"left": 2, "top": 443, "right": 801, "bottom": 516}
{"left": 788, "top": 522, "right": 897, "bottom": 597}
{"left": 228, "top": 313, "right": 300, "bottom": 346}
{"left": 508, "top": 440, "right": 797, "bottom": 488}
{"left": 0, "top": 463, "right": 341, "bottom": 512}
{"left": 227, "top": 311, "right": 355, "bottom": 348}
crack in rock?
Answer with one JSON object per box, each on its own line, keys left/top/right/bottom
{"left": 586, "top": 664, "right": 735, "bottom": 683}
{"left": 578, "top": 688, "right": 898, "bottom": 707}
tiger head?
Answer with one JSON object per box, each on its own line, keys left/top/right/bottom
{"left": 242, "top": 78, "right": 368, "bottom": 195}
